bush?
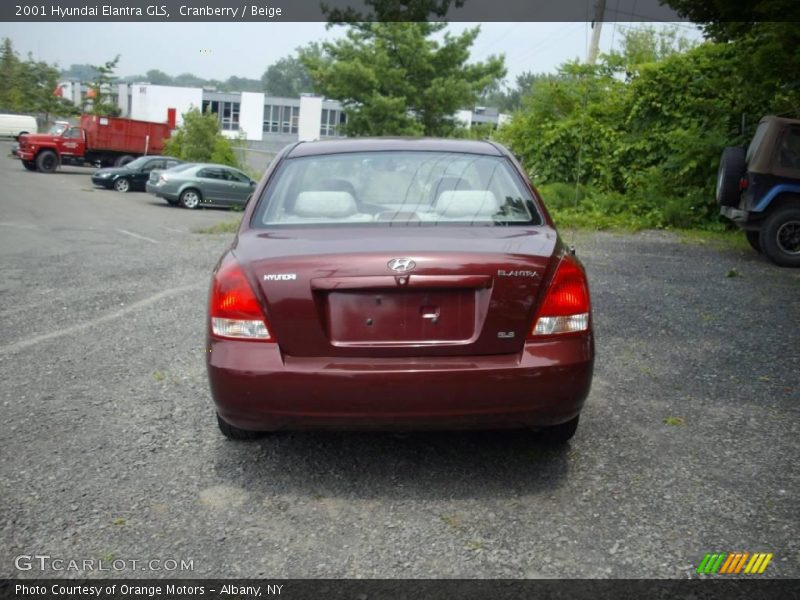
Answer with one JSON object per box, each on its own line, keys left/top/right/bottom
{"left": 163, "top": 107, "right": 240, "bottom": 168}
{"left": 498, "top": 24, "right": 800, "bottom": 231}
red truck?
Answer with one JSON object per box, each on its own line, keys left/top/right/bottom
{"left": 17, "top": 114, "right": 173, "bottom": 173}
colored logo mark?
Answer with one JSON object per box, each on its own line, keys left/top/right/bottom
{"left": 697, "top": 552, "right": 773, "bottom": 575}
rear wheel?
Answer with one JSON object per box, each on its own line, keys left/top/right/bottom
{"left": 761, "top": 206, "right": 800, "bottom": 267}
{"left": 115, "top": 154, "right": 135, "bottom": 167}
{"left": 537, "top": 415, "right": 580, "bottom": 445}
{"left": 35, "top": 150, "right": 58, "bottom": 174}
{"left": 716, "top": 146, "right": 746, "bottom": 207}
{"left": 180, "top": 188, "right": 201, "bottom": 209}
{"left": 22, "top": 160, "right": 36, "bottom": 171}
{"left": 113, "top": 177, "right": 131, "bottom": 193}
{"left": 745, "top": 230, "right": 761, "bottom": 253}
{"left": 216, "top": 413, "right": 262, "bottom": 440}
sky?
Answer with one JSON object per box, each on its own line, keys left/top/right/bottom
{"left": 0, "top": 21, "right": 703, "bottom": 88}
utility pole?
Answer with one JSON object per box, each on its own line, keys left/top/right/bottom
{"left": 586, "top": 0, "right": 606, "bottom": 65}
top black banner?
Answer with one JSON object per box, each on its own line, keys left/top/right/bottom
{"left": 2, "top": 0, "right": 691, "bottom": 22}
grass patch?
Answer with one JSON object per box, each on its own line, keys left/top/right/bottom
{"left": 677, "top": 229, "right": 751, "bottom": 252}
{"left": 152, "top": 370, "right": 166, "bottom": 382}
{"left": 663, "top": 416, "right": 685, "bottom": 426}
{"left": 440, "top": 514, "right": 462, "bottom": 529}
{"left": 193, "top": 219, "right": 241, "bottom": 234}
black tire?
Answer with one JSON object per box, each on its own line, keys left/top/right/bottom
{"left": 113, "top": 177, "right": 131, "bottom": 193}
{"left": 745, "top": 230, "right": 761, "bottom": 253}
{"left": 716, "top": 146, "right": 746, "bottom": 207}
{"left": 760, "top": 206, "right": 800, "bottom": 267}
{"left": 22, "top": 160, "right": 36, "bottom": 171}
{"left": 35, "top": 150, "right": 58, "bottom": 174}
{"left": 115, "top": 154, "right": 135, "bottom": 167}
{"left": 216, "top": 413, "right": 262, "bottom": 440}
{"left": 179, "top": 188, "right": 202, "bottom": 209}
{"left": 537, "top": 415, "right": 580, "bottom": 445}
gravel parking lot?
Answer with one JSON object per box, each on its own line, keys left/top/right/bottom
{"left": 0, "top": 140, "right": 798, "bottom": 579}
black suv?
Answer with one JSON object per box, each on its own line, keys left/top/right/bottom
{"left": 717, "top": 115, "right": 800, "bottom": 267}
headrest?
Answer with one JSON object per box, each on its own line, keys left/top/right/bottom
{"left": 294, "top": 191, "right": 357, "bottom": 218}
{"left": 436, "top": 190, "right": 499, "bottom": 218}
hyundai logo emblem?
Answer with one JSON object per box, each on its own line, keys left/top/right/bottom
{"left": 387, "top": 258, "right": 416, "bottom": 273}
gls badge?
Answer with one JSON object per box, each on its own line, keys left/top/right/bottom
{"left": 263, "top": 273, "right": 296, "bottom": 281}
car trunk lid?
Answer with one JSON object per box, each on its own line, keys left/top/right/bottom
{"left": 235, "top": 227, "right": 559, "bottom": 357}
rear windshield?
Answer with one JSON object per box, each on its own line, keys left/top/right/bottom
{"left": 253, "top": 151, "right": 542, "bottom": 227}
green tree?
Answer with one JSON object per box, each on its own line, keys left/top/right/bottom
{"left": 22, "top": 57, "right": 80, "bottom": 121}
{"left": 301, "top": 22, "right": 505, "bottom": 136}
{"left": 0, "top": 38, "right": 22, "bottom": 111}
{"left": 144, "top": 69, "right": 173, "bottom": 85}
{"left": 221, "top": 76, "right": 262, "bottom": 93}
{"left": 602, "top": 25, "right": 699, "bottom": 75}
{"left": 0, "top": 38, "right": 79, "bottom": 119}
{"left": 480, "top": 71, "right": 561, "bottom": 113}
{"left": 322, "top": 0, "right": 464, "bottom": 22}
{"left": 665, "top": 0, "right": 800, "bottom": 42}
{"left": 60, "top": 63, "right": 99, "bottom": 81}
{"left": 173, "top": 72, "right": 208, "bottom": 87}
{"left": 87, "top": 55, "right": 121, "bottom": 116}
{"left": 163, "top": 107, "right": 239, "bottom": 167}
{"left": 261, "top": 50, "right": 317, "bottom": 97}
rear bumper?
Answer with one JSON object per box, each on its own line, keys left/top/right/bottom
{"left": 720, "top": 205, "right": 750, "bottom": 225}
{"left": 207, "top": 335, "right": 594, "bottom": 431}
{"left": 146, "top": 183, "right": 175, "bottom": 199}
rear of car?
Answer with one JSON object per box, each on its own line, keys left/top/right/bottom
{"left": 206, "top": 139, "right": 593, "bottom": 441}
{"left": 717, "top": 116, "right": 800, "bottom": 267}
{"left": 146, "top": 163, "right": 196, "bottom": 203}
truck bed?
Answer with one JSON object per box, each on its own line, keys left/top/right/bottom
{"left": 81, "top": 114, "right": 170, "bottom": 155}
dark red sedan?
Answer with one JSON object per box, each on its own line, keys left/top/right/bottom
{"left": 207, "top": 139, "right": 593, "bottom": 443}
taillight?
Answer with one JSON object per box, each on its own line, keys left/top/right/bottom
{"left": 738, "top": 177, "right": 749, "bottom": 191}
{"left": 209, "top": 256, "right": 274, "bottom": 341}
{"left": 529, "top": 254, "right": 590, "bottom": 337}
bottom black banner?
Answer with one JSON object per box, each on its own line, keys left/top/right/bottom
{"left": 1, "top": 579, "right": 799, "bottom": 600}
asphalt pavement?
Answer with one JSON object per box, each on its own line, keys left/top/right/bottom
{"left": 0, "top": 140, "right": 797, "bottom": 579}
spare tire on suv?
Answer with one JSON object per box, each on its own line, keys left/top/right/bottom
{"left": 716, "top": 146, "right": 746, "bottom": 207}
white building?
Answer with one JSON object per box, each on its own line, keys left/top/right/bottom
{"left": 57, "top": 80, "right": 348, "bottom": 150}
{"left": 57, "top": 80, "right": 507, "bottom": 152}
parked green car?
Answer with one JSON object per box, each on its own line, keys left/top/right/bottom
{"left": 146, "top": 163, "right": 256, "bottom": 209}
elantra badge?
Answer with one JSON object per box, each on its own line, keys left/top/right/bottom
{"left": 387, "top": 258, "right": 416, "bottom": 273}
{"left": 498, "top": 269, "right": 539, "bottom": 278}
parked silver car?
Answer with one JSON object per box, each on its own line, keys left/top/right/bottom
{"left": 146, "top": 163, "right": 256, "bottom": 209}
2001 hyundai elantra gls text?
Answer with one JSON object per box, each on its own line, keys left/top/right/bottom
{"left": 207, "top": 139, "right": 594, "bottom": 443}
